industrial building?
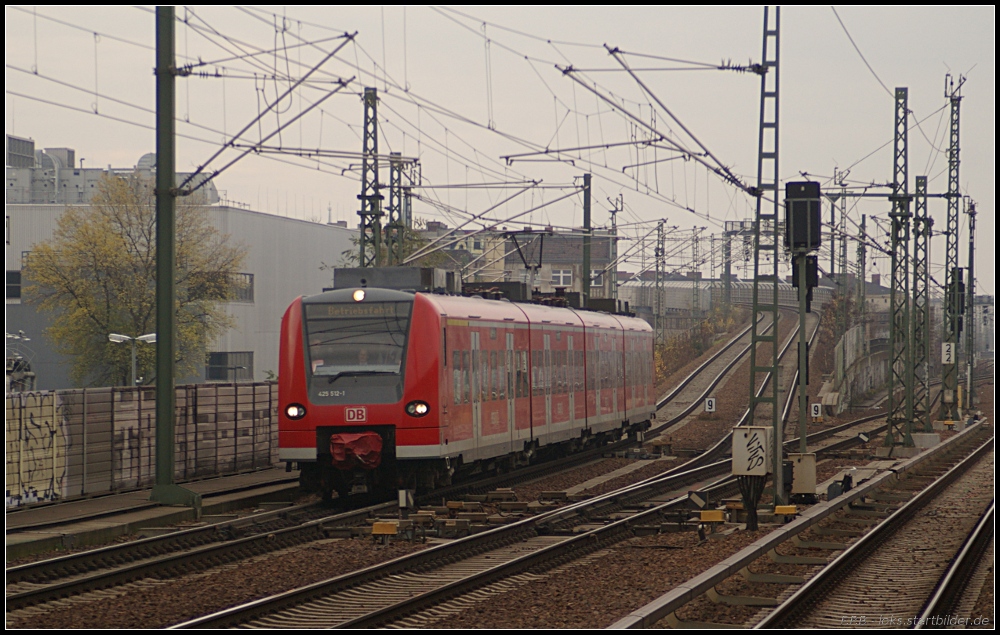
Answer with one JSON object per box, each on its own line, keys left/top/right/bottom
{"left": 6, "top": 135, "right": 355, "bottom": 390}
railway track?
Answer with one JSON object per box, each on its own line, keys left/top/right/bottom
{"left": 755, "top": 437, "right": 994, "bottom": 629}
{"left": 168, "top": 312, "right": 886, "bottom": 630}
{"left": 4, "top": 502, "right": 382, "bottom": 615}
{"left": 608, "top": 420, "right": 993, "bottom": 629}
{"left": 20, "top": 307, "right": 917, "bottom": 629}
{"left": 4, "top": 314, "right": 763, "bottom": 621}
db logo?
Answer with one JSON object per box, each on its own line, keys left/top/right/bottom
{"left": 345, "top": 407, "right": 367, "bottom": 423}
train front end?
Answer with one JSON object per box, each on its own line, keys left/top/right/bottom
{"left": 279, "top": 288, "right": 439, "bottom": 500}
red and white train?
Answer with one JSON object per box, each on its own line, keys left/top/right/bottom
{"left": 279, "top": 287, "right": 656, "bottom": 500}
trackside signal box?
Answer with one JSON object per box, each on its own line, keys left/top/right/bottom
{"left": 784, "top": 182, "right": 822, "bottom": 251}
{"left": 733, "top": 427, "right": 773, "bottom": 476}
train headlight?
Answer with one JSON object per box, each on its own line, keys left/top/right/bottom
{"left": 285, "top": 404, "right": 307, "bottom": 419}
{"left": 406, "top": 400, "right": 430, "bottom": 417}
{"left": 353, "top": 289, "right": 366, "bottom": 302}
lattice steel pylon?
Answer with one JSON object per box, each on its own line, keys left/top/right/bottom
{"left": 385, "top": 152, "right": 404, "bottom": 266}
{"left": 837, "top": 212, "right": 848, "bottom": 342}
{"left": 691, "top": 227, "right": 701, "bottom": 318}
{"left": 939, "top": 75, "right": 963, "bottom": 421}
{"left": 747, "top": 6, "right": 784, "bottom": 501}
{"left": 857, "top": 215, "right": 867, "bottom": 356}
{"left": 885, "top": 87, "right": 913, "bottom": 449}
{"left": 655, "top": 220, "right": 665, "bottom": 345}
{"left": 912, "top": 176, "right": 932, "bottom": 433}
{"left": 358, "top": 87, "right": 383, "bottom": 267}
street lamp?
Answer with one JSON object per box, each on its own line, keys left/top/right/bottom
{"left": 109, "top": 333, "right": 156, "bottom": 387}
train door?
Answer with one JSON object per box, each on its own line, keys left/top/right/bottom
{"left": 471, "top": 330, "right": 481, "bottom": 453}
{"left": 506, "top": 332, "right": 515, "bottom": 453}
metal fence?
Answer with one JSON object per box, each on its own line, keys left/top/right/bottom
{"left": 5, "top": 382, "right": 278, "bottom": 508}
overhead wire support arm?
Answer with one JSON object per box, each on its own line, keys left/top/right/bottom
{"left": 176, "top": 33, "right": 357, "bottom": 194}
{"left": 400, "top": 186, "right": 537, "bottom": 264}
{"left": 500, "top": 140, "right": 682, "bottom": 165}
{"left": 228, "top": 145, "right": 419, "bottom": 164}
{"left": 557, "top": 63, "right": 753, "bottom": 197}
{"left": 401, "top": 187, "right": 584, "bottom": 266}
{"left": 605, "top": 45, "right": 755, "bottom": 194}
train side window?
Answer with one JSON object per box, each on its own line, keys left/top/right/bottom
{"left": 520, "top": 351, "right": 528, "bottom": 398}
{"left": 531, "top": 350, "right": 539, "bottom": 397}
{"left": 514, "top": 351, "right": 524, "bottom": 397}
{"left": 489, "top": 350, "right": 496, "bottom": 400}
{"left": 497, "top": 350, "right": 505, "bottom": 400}
{"left": 553, "top": 350, "right": 560, "bottom": 394}
{"left": 523, "top": 351, "right": 530, "bottom": 398}
{"left": 555, "top": 351, "right": 562, "bottom": 393}
{"left": 472, "top": 349, "right": 480, "bottom": 403}
{"left": 545, "top": 349, "right": 551, "bottom": 395}
{"left": 515, "top": 352, "right": 522, "bottom": 398}
{"left": 462, "top": 350, "right": 470, "bottom": 404}
{"left": 560, "top": 351, "right": 567, "bottom": 393}
{"left": 453, "top": 350, "right": 461, "bottom": 404}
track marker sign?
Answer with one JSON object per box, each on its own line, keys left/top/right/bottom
{"left": 705, "top": 398, "right": 716, "bottom": 413}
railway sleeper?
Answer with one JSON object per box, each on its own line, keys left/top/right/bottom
{"left": 739, "top": 565, "right": 804, "bottom": 584}
{"left": 706, "top": 585, "right": 779, "bottom": 606}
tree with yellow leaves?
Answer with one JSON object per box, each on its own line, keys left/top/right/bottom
{"left": 25, "top": 172, "right": 247, "bottom": 386}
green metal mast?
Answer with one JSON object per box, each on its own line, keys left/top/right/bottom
{"left": 939, "top": 75, "right": 963, "bottom": 422}
{"left": 358, "top": 87, "right": 383, "bottom": 267}
{"left": 965, "top": 201, "right": 976, "bottom": 410}
{"left": 748, "top": 6, "right": 783, "bottom": 502}
{"left": 723, "top": 224, "right": 733, "bottom": 308}
{"left": 610, "top": 195, "right": 620, "bottom": 302}
{"left": 583, "top": 173, "right": 592, "bottom": 305}
{"left": 151, "top": 5, "right": 199, "bottom": 510}
{"left": 912, "top": 176, "right": 932, "bottom": 433}
{"left": 884, "top": 87, "right": 913, "bottom": 449}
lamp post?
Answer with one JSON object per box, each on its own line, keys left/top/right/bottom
{"left": 109, "top": 333, "right": 157, "bottom": 386}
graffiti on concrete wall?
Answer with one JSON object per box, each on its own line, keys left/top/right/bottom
{"left": 5, "top": 382, "right": 279, "bottom": 509}
{"left": 5, "top": 392, "right": 69, "bottom": 507}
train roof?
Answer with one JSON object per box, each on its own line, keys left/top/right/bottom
{"left": 300, "top": 287, "right": 650, "bottom": 333}
{"left": 417, "top": 292, "right": 651, "bottom": 332}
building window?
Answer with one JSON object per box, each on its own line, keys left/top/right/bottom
{"left": 6, "top": 271, "right": 21, "bottom": 299}
{"left": 591, "top": 269, "right": 604, "bottom": 287}
{"left": 551, "top": 269, "right": 572, "bottom": 287}
{"left": 232, "top": 273, "right": 254, "bottom": 303}
{"left": 206, "top": 351, "right": 254, "bottom": 381}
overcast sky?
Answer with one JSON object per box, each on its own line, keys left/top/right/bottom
{"left": 5, "top": 6, "right": 995, "bottom": 294}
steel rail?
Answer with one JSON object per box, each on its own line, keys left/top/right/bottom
{"left": 755, "top": 435, "right": 995, "bottom": 628}
{"left": 915, "top": 500, "right": 995, "bottom": 629}
{"left": 609, "top": 421, "right": 992, "bottom": 628}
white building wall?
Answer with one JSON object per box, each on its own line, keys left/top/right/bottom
{"left": 204, "top": 206, "right": 355, "bottom": 380}
{"left": 6, "top": 202, "right": 356, "bottom": 388}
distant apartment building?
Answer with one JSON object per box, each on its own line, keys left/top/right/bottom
{"left": 501, "top": 227, "right": 617, "bottom": 298}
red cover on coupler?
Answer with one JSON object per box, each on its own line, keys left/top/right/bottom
{"left": 330, "top": 432, "right": 383, "bottom": 470}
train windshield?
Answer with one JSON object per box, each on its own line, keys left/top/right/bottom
{"left": 303, "top": 301, "right": 412, "bottom": 380}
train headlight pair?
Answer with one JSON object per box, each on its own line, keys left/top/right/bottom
{"left": 406, "top": 401, "right": 430, "bottom": 417}
{"left": 285, "top": 404, "right": 307, "bottom": 419}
